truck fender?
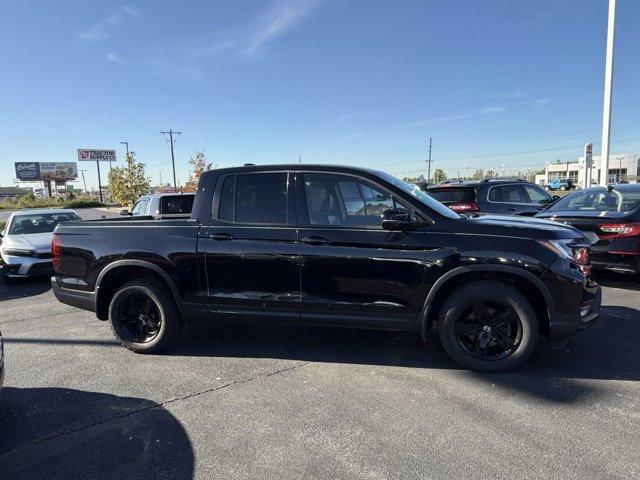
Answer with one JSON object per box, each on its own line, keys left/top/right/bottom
{"left": 418, "top": 264, "right": 556, "bottom": 340}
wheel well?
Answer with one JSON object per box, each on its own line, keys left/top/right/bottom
{"left": 427, "top": 271, "right": 550, "bottom": 336}
{"left": 96, "top": 266, "right": 177, "bottom": 320}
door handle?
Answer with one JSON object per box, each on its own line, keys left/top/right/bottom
{"left": 507, "top": 207, "right": 517, "bottom": 211}
{"left": 210, "top": 233, "right": 234, "bottom": 241}
{"left": 300, "top": 236, "right": 329, "bottom": 245}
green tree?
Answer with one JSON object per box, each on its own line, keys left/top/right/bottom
{"left": 184, "top": 151, "right": 212, "bottom": 192}
{"left": 471, "top": 169, "right": 484, "bottom": 180}
{"left": 432, "top": 168, "right": 447, "bottom": 183}
{"left": 108, "top": 152, "right": 150, "bottom": 207}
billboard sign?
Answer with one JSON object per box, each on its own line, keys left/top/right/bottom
{"left": 14, "top": 162, "right": 77, "bottom": 181}
{"left": 15, "top": 162, "right": 42, "bottom": 181}
{"left": 77, "top": 149, "right": 116, "bottom": 162}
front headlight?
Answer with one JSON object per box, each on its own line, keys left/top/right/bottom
{"left": 2, "top": 248, "right": 36, "bottom": 257}
{"left": 538, "top": 239, "right": 573, "bottom": 260}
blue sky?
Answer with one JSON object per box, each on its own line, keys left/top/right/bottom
{"left": 0, "top": 0, "right": 638, "bottom": 189}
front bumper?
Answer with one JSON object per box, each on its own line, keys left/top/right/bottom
{"left": 51, "top": 277, "right": 96, "bottom": 312}
{"left": 548, "top": 284, "right": 602, "bottom": 340}
{"left": 1, "top": 254, "right": 53, "bottom": 278}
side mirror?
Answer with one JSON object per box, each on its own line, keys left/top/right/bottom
{"left": 553, "top": 195, "right": 561, "bottom": 201}
{"left": 120, "top": 209, "right": 130, "bottom": 216}
{"left": 381, "top": 208, "right": 413, "bottom": 231}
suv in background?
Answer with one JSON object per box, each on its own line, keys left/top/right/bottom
{"left": 545, "top": 178, "right": 575, "bottom": 191}
{"left": 425, "top": 179, "right": 557, "bottom": 216}
{"left": 122, "top": 193, "right": 195, "bottom": 219}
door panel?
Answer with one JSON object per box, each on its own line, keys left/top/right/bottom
{"left": 296, "top": 172, "right": 427, "bottom": 328}
{"left": 202, "top": 171, "right": 300, "bottom": 320}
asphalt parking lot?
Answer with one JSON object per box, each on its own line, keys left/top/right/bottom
{"left": 0, "top": 270, "right": 638, "bottom": 480}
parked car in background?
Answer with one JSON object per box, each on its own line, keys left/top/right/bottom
{"left": 121, "top": 193, "right": 195, "bottom": 219}
{"left": 0, "top": 209, "right": 80, "bottom": 283}
{"left": 425, "top": 179, "right": 558, "bottom": 216}
{"left": 545, "top": 178, "right": 575, "bottom": 191}
{"left": 537, "top": 184, "right": 640, "bottom": 273}
{"left": 51, "top": 164, "right": 600, "bottom": 372}
{"left": 0, "top": 330, "right": 4, "bottom": 392}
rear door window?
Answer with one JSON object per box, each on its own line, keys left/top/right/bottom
{"left": 523, "top": 185, "right": 551, "bottom": 204}
{"left": 489, "top": 185, "right": 528, "bottom": 203}
{"left": 217, "top": 173, "right": 289, "bottom": 224}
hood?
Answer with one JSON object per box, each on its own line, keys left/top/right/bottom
{"left": 536, "top": 209, "right": 629, "bottom": 220}
{"left": 3, "top": 232, "right": 53, "bottom": 252}
{"left": 460, "top": 214, "right": 585, "bottom": 241}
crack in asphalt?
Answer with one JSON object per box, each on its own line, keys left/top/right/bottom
{"left": 0, "top": 360, "right": 312, "bottom": 457}
{"left": 0, "top": 310, "right": 77, "bottom": 326}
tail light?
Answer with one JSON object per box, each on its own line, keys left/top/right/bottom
{"left": 51, "top": 235, "right": 62, "bottom": 271}
{"left": 450, "top": 202, "right": 480, "bottom": 212}
{"left": 598, "top": 222, "right": 640, "bottom": 239}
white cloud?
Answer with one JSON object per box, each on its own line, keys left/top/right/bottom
{"left": 346, "top": 132, "right": 368, "bottom": 139}
{"left": 78, "top": 5, "right": 139, "bottom": 42}
{"left": 395, "top": 106, "right": 507, "bottom": 128}
{"left": 105, "top": 52, "right": 121, "bottom": 62}
{"left": 532, "top": 97, "right": 551, "bottom": 109}
{"left": 190, "top": 0, "right": 321, "bottom": 62}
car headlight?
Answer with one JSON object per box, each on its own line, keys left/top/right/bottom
{"left": 538, "top": 239, "right": 573, "bottom": 260}
{"left": 2, "top": 248, "right": 36, "bottom": 257}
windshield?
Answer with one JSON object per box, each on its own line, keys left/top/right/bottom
{"left": 374, "top": 171, "right": 461, "bottom": 219}
{"left": 9, "top": 212, "right": 81, "bottom": 235}
{"left": 546, "top": 188, "right": 640, "bottom": 213}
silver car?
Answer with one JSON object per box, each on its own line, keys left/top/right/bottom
{"left": 0, "top": 209, "right": 80, "bottom": 283}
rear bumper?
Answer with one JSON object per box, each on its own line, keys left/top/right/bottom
{"left": 51, "top": 277, "right": 96, "bottom": 313}
{"left": 548, "top": 285, "right": 602, "bottom": 340}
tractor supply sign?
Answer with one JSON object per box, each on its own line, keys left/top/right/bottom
{"left": 77, "top": 149, "right": 116, "bottom": 162}
{"left": 15, "top": 162, "right": 77, "bottom": 181}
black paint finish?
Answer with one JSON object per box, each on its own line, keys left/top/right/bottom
{"left": 51, "top": 164, "right": 600, "bottom": 342}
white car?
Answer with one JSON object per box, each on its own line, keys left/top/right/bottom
{"left": 0, "top": 209, "right": 81, "bottom": 283}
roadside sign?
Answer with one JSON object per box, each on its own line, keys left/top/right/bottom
{"left": 77, "top": 149, "right": 116, "bottom": 162}
{"left": 14, "top": 162, "right": 77, "bottom": 181}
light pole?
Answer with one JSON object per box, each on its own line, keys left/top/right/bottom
{"left": 600, "top": 0, "right": 617, "bottom": 186}
{"left": 120, "top": 141, "right": 130, "bottom": 155}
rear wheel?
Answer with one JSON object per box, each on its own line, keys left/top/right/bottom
{"left": 108, "top": 279, "right": 181, "bottom": 353}
{"left": 437, "top": 280, "right": 538, "bottom": 372}
{"left": 560, "top": 185, "right": 566, "bottom": 191}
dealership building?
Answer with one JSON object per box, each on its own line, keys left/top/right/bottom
{"left": 534, "top": 153, "right": 639, "bottom": 186}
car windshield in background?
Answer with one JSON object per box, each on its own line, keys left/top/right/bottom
{"left": 373, "top": 171, "right": 461, "bottom": 219}
{"left": 427, "top": 188, "right": 476, "bottom": 205}
{"left": 547, "top": 188, "right": 640, "bottom": 213}
{"left": 9, "top": 212, "right": 81, "bottom": 235}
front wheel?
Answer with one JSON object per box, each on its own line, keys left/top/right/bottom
{"left": 437, "top": 280, "right": 538, "bottom": 372}
{"left": 108, "top": 279, "right": 181, "bottom": 353}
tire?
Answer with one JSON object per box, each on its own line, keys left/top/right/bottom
{"left": 437, "top": 280, "right": 538, "bottom": 372}
{"left": 560, "top": 186, "right": 566, "bottom": 191}
{"left": 108, "top": 278, "right": 181, "bottom": 353}
{"left": 544, "top": 186, "right": 550, "bottom": 191}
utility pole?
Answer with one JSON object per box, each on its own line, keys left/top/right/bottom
{"left": 600, "top": 0, "right": 617, "bottom": 186}
{"left": 426, "top": 137, "right": 433, "bottom": 183}
{"left": 161, "top": 130, "right": 181, "bottom": 191}
{"left": 79, "top": 169, "right": 88, "bottom": 193}
{"left": 298, "top": 154, "right": 302, "bottom": 164}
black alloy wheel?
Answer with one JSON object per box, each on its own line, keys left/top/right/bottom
{"left": 115, "top": 293, "right": 162, "bottom": 343}
{"left": 454, "top": 302, "right": 522, "bottom": 361}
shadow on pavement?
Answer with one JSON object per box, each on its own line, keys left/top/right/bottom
{"left": 0, "top": 274, "right": 51, "bottom": 301}
{"left": 594, "top": 270, "right": 640, "bottom": 291}
{"left": 0, "top": 387, "right": 194, "bottom": 480}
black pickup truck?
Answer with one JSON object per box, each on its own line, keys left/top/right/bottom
{"left": 52, "top": 164, "right": 601, "bottom": 372}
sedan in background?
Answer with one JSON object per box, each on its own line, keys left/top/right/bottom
{"left": 0, "top": 209, "right": 81, "bottom": 283}
{"left": 537, "top": 184, "right": 640, "bottom": 273}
